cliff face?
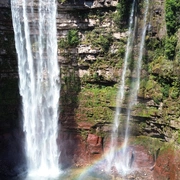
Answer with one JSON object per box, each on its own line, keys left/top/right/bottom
{"left": 57, "top": 0, "right": 180, "bottom": 166}
{"left": 0, "top": 0, "right": 180, "bottom": 176}
{"left": 0, "top": 2, "right": 26, "bottom": 178}
{"left": 0, "top": 2, "right": 19, "bottom": 134}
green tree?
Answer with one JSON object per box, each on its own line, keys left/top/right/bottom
{"left": 165, "top": 0, "right": 180, "bottom": 35}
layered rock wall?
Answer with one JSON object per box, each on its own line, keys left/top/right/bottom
{"left": 57, "top": 0, "right": 180, "bottom": 167}
{"left": 0, "top": 0, "right": 180, "bottom": 178}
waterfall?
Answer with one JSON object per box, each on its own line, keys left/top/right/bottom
{"left": 106, "top": 0, "right": 149, "bottom": 175}
{"left": 11, "top": 0, "right": 60, "bottom": 178}
{"left": 106, "top": 0, "right": 136, "bottom": 173}
{"left": 123, "top": 0, "right": 149, "bottom": 155}
{"left": 121, "top": 0, "right": 149, "bottom": 170}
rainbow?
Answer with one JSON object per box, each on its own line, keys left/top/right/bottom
{"left": 75, "top": 144, "right": 135, "bottom": 180}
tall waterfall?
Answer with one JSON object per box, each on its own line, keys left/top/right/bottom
{"left": 106, "top": 0, "right": 149, "bottom": 175}
{"left": 122, "top": 0, "right": 149, "bottom": 170}
{"left": 11, "top": 0, "right": 60, "bottom": 177}
{"left": 106, "top": 0, "right": 136, "bottom": 173}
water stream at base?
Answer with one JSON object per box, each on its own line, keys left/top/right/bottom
{"left": 11, "top": 0, "right": 60, "bottom": 178}
{"left": 106, "top": 0, "right": 149, "bottom": 175}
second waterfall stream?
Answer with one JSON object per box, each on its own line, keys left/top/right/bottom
{"left": 106, "top": 0, "right": 149, "bottom": 175}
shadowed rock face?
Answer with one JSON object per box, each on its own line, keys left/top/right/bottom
{"left": 0, "top": 3, "right": 26, "bottom": 178}
{"left": 0, "top": 0, "right": 10, "bottom": 8}
{"left": 154, "top": 148, "right": 180, "bottom": 180}
{"left": 0, "top": 129, "right": 27, "bottom": 178}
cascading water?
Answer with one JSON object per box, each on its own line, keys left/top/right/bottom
{"left": 122, "top": 0, "right": 149, "bottom": 170}
{"left": 106, "top": 0, "right": 149, "bottom": 175}
{"left": 11, "top": 0, "right": 60, "bottom": 178}
{"left": 106, "top": 0, "right": 136, "bottom": 173}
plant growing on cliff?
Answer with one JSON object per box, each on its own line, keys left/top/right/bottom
{"left": 58, "top": 0, "right": 66, "bottom": 4}
{"left": 165, "top": 0, "right": 180, "bottom": 60}
{"left": 67, "top": 29, "right": 79, "bottom": 47}
{"left": 98, "top": 34, "right": 113, "bottom": 52}
{"left": 58, "top": 29, "right": 79, "bottom": 48}
{"left": 165, "top": 35, "right": 177, "bottom": 60}
{"left": 113, "top": 0, "right": 133, "bottom": 29}
{"left": 84, "top": 29, "right": 113, "bottom": 52}
{"left": 58, "top": 38, "right": 68, "bottom": 49}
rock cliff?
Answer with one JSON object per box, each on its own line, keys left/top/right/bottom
{"left": 0, "top": 2, "right": 26, "bottom": 178}
{"left": 57, "top": 0, "right": 179, "bottom": 162}
{"left": 0, "top": 0, "right": 180, "bottom": 178}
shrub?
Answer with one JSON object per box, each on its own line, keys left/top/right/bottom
{"left": 58, "top": 29, "right": 79, "bottom": 49}
{"left": 165, "top": 35, "right": 177, "bottom": 60}
{"left": 169, "top": 86, "right": 179, "bottom": 99}
{"left": 161, "top": 84, "right": 170, "bottom": 99}
{"left": 58, "top": 38, "right": 68, "bottom": 48}
{"left": 98, "top": 34, "right": 113, "bottom": 51}
{"left": 67, "top": 29, "right": 79, "bottom": 47}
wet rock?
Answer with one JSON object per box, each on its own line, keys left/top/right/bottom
{"left": 87, "top": 134, "right": 102, "bottom": 146}
{"left": 87, "top": 134, "right": 102, "bottom": 154}
{"left": 154, "top": 148, "right": 180, "bottom": 180}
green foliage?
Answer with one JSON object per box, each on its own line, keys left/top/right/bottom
{"left": 134, "top": 103, "right": 159, "bottom": 118}
{"left": 170, "top": 86, "right": 179, "bottom": 99}
{"left": 113, "top": 0, "right": 133, "bottom": 29}
{"left": 146, "top": 36, "right": 165, "bottom": 60}
{"left": 99, "top": 35, "right": 112, "bottom": 51}
{"left": 58, "top": 0, "right": 67, "bottom": 4}
{"left": 83, "top": 29, "right": 113, "bottom": 52}
{"left": 165, "top": 0, "right": 180, "bottom": 35}
{"left": 93, "top": 33, "right": 113, "bottom": 52}
{"left": 132, "top": 136, "right": 164, "bottom": 156}
{"left": 78, "top": 129, "right": 88, "bottom": 140}
{"left": 60, "top": 68, "right": 81, "bottom": 108}
{"left": 75, "top": 86, "right": 117, "bottom": 123}
{"left": 58, "top": 29, "right": 79, "bottom": 49}
{"left": 165, "top": 0, "right": 180, "bottom": 60}
{"left": 58, "top": 38, "right": 68, "bottom": 49}
{"left": 147, "top": 55, "right": 180, "bottom": 101}
{"left": 170, "top": 80, "right": 180, "bottom": 99}
{"left": 67, "top": 29, "right": 79, "bottom": 47}
{"left": 117, "top": 41, "right": 126, "bottom": 57}
{"left": 113, "top": 2, "right": 125, "bottom": 26}
{"left": 143, "top": 76, "right": 162, "bottom": 102}
{"left": 161, "top": 84, "right": 170, "bottom": 99}
{"left": 165, "top": 35, "right": 177, "bottom": 60}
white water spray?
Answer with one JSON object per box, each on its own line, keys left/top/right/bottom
{"left": 11, "top": 0, "right": 60, "bottom": 177}
{"left": 106, "top": 0, "right": 136, "bottom": 173}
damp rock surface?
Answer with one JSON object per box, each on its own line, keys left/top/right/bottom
{"left": 154, "top": 148, "right": 180, "bottom": 180}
